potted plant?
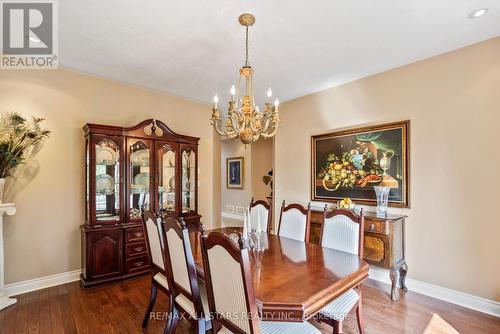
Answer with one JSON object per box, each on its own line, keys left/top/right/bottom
{"left": 0, "top": 112, "right": 50, "bottom": 203}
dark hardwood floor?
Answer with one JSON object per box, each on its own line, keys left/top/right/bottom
{"left": 0, "top": 276, "right": 498, "bottom": 334}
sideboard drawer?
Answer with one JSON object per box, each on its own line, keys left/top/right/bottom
{"left": 364, "top": 220, "right": 387, "bottom": 234}
{"left": 125, "top": 227, "right": 145, "bottom": 243}
{"left": 125, "top": 241, "right": 147, "bottom": 258}
{"left": 125, "top": 255, "right": 149, "bottom": 272}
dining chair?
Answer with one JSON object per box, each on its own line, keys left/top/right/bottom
{"left": 249, "top": 197, "right": 272, "bottom": 233}
{"left": 200, "top": 231, "right": 320, "bottom": 334}
{"left": 141, "top": 210, "right": 172, "bottom": 331}
{"left": 318, "top": 207, "right": 365, "bottom": 334}
{"left": 277, "top": 201, "right": 311, "bottom": 242}
{"left": 163, "top": 217, "right": 213, "bottom": 333}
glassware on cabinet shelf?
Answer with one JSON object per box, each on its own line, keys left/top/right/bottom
{"left": 181, "top": 148, "right": 196, "bottom": 213}
{"left": 158, "top": 144, "right": 176, "bottom": 213}
{"left": 95, "top": 139, "right": 120, "bottom": 221}
{"left": 129, "top": 140, "right": 150, "bottom": 219}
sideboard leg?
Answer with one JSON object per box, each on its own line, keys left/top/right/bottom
{"left": 399, "top": 263, "right": 409, "bottom": 292}
{"left": 389, "top": 269, "right": 400, "bottom": 301}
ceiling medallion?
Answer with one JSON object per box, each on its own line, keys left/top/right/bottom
{"left": 210, "top": 13, "right": 280, "bottom": 146}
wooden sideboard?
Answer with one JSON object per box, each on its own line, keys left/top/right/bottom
{"left": 310, "top": 209, "right": 408, "bottom": 301}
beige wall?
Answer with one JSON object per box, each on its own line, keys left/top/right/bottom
{"left": 221, "top": 140, "right": 252, "bottom": 213}
{"left": 275, "top": 37, "right": 500, "bottom": 301}
{"left": 0, "top": 69, "right": 216, "bottom": 284}
{"left": 220, "top": 139, "right": 273, "bottom": 217}
{"left": 251, "top": 139, "right": 273, "bottom": 200}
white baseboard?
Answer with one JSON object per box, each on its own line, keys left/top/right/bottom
{"left": 221, "top": 212, "right": 244, "bottom": 221}
{"left": 369, "top": 267, "right": 500, "bottom": 317}
{"left": 4, "top": 269, "right": 82, "bottom": 297}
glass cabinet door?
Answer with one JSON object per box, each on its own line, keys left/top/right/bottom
{"left": 181, "top": 146, "right": 197, "bottom": 213}
{"left": 94, "top": 137, "right": 121, "bottom": 223}
{"left": 128, "top": 138, "right": 153, "bottom": 220}
{"left": 157, "top": 142, "right": 178, "bottom": 214}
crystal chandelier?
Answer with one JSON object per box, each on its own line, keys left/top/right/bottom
{"left": 210, "top": 13, "right": 280, "bottom": 145}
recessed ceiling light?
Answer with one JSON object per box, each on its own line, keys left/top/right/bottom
{"left": 468, "top": 8, "right": 488, "bottom": 19}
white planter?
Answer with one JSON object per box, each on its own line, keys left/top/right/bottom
{"left": 0, "top": 203, "right": 16, "bottom": 310}
{"left": 0, "top": 178, "right": 5, "bottom": 204}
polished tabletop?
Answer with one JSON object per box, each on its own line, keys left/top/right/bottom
{"left": 190, "top": 227, "right": 369, "bottom": 321}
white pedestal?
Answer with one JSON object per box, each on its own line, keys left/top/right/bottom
{"left": 0, "top": 203, "right": 16, "bottom": 310}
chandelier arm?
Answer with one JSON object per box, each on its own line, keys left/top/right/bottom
{"left": 231, "top": 112, "right": 245, "bottom": 133}
{"left": 229, "top": 113, "right": 240, "bottom": 132}
{"left": 237, "top": 114, "right": 247, "bottom": 132}
{"left": 260, "top": 117, "right": 271, "bottom": 133}
{"left": 212, "top": 122, "right": 231, "bottom": 137}
{"left": 260, "top": 124, "right": 279, "bottom": 138}
{"left": 249, "top": 119, "right": 260, "bottom": 133}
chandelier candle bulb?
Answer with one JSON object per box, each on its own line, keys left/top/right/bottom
{"left": 267, "top": 87, "right": 273, "bottom": 99}
{"left": 257, "top": 211, "right": 262, "bottom": 233}
{"left": 243, "top": 209, "right": 248, "bottom": 239}
{"left": 230, "top": 85, "right": 236, "bottom": 100}
{"left": 213, "top": 94, "right": 219, "bottom": 108}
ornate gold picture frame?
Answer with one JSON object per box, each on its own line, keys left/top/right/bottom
{"left": 311, "top": 121, "right": 410, "bottom": 207}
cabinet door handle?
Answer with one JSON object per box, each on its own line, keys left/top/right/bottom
{"left": 134, "top": 232, "right": 143, "bottom": 237}
{"left": 369, "top": 224, "right": 375, "bottom": 232}
{"left": 134, "top": 261, "right": 144, "bottom": 267}
{"left": 134, "top": 247, "right": 144, "bottom": 252}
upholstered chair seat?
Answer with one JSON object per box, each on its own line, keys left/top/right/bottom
{"left": 318, "top": 288, "right": 360, "bottom": 321}
{"left": 153, "top": 272, "right": 169, "bottom": 290}
{"left": 174, "top": 282, "right": 211, "bottom": 320}
{"left": 218, "top": 320, "right": 320, "bottom": 334}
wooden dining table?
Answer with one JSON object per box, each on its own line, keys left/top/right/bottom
{"left": 190, "top": 227, "right": 369, "bottom": 321}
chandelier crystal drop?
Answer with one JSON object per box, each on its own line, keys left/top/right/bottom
{"left": 210, "top": 13, "right": 280, "bottom": 145}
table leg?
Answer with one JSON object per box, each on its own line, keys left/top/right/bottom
{"left": 399, "top": 263, "right": 408, "bottom": 292}
{"left": 389, "top": 269, "right": 400, "bottom": 301}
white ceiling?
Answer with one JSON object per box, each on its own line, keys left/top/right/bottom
{"left": 60, "top": 0, "right": 500, "bottom": 105}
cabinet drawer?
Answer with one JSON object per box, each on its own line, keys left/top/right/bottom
{"left": 125, "top": 255, "right": 149, "bottom": 272}
{"left": 125, "top": 242, "right": 147, "bottom": 258}
{"left": 125, "top": 227, "right": 145, "bottom": 243}
{"left": 364, "top": 220, "right": 387, "bottom": 234}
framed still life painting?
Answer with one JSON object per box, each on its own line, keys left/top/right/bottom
{"left": 226, "top": 157, "right": 244, "bottom": 189}
{"left": 311, "top": 121, "right": 410, "bottom": 207}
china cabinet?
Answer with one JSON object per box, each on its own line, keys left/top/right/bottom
{"left": 81, "top": 119, "right": 200, "bottom": 287}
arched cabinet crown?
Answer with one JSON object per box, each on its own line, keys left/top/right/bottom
{"left": 81, "top": 119, "right": 200, "bottom": 288}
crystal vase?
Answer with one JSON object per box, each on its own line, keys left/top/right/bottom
{"left": 374, "top": 186, "right": 390, "bottom": 217}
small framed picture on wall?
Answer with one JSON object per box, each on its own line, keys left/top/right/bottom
{"left": 226, "top": 157, "right": 244, "bottom": 189}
